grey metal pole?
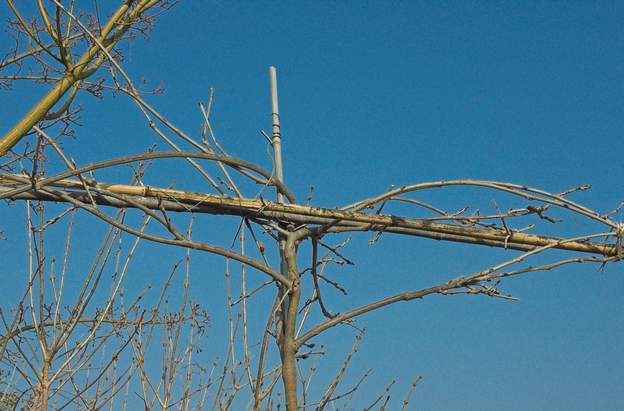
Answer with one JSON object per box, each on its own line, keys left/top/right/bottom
{"left": 269, "top": 66, "right": 284, "bottom": 204}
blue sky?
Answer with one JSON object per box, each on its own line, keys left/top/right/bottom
{"left": 1, "top": 1, "right": 624, "bottom": 409}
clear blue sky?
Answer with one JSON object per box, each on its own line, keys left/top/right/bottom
{"left": 1, "top": 2, "right": 624, "bottom": 409}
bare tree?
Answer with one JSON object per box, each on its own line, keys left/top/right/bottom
{"left": 1, "top": 2, "right": 622, "bottom": 410}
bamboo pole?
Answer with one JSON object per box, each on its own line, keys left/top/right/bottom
{"left": 0, "top": 175, "right": 617, "bottom": 257}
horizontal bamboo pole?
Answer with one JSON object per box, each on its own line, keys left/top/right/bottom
{"left": 0, "top": 174, "right": 617, "bottom": 256}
